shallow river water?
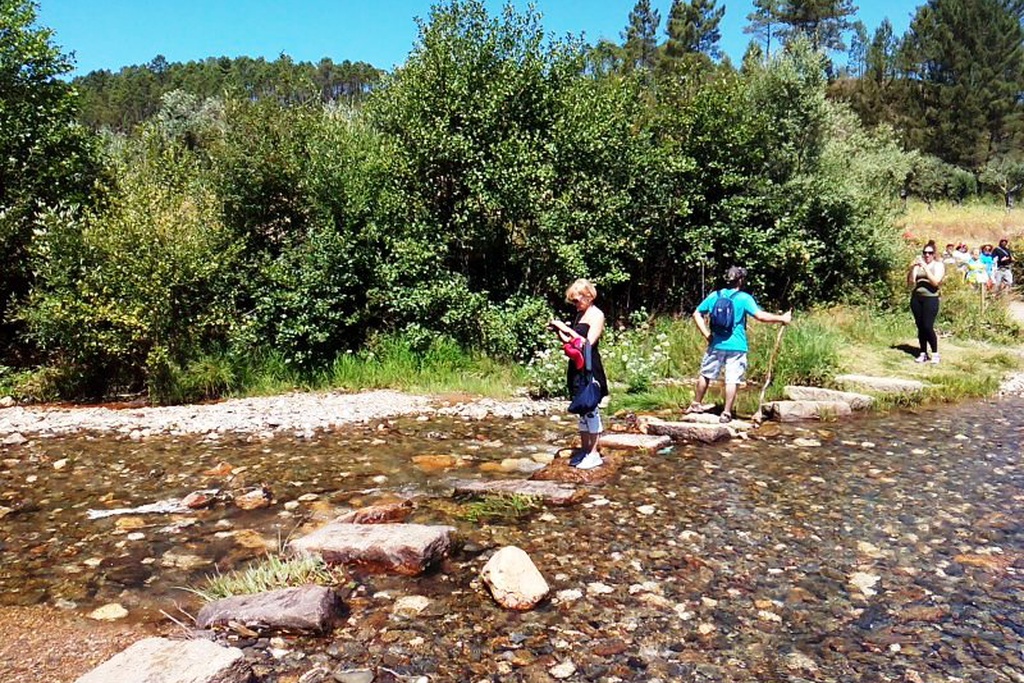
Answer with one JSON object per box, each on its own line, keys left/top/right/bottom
{"left": 2, "top": 397, "right": 1023, "bottom": 682}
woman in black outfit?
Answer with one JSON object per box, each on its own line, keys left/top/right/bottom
{"left": 549, "top": 278, "right": 607, "bottom": 470}
{"left": 907, "top": 240, "right": 945, "bottom": 364}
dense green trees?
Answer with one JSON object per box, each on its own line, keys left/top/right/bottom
{"left": 0, "top": 0, "right": 943, "bottom": 402}
{"left": 0, "top": 0, "right": 100, "bottom": 362}
{"left": 836, "top": 0, "right": 1024, "bottom": 201}
{"left": 74, "top": 55, "right": 383, "bottom": 131}
{"left": 899, "top": 0, "right": 1024, "bottom": 169}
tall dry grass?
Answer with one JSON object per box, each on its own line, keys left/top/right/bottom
{"left": 899, "top": 200, "right": 1024, "bottom": 247}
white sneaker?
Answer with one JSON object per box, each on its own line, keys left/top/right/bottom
{"left": 930, "top": 353, "right": 940, "bottom": 364}
{"left": 914, "top": 353, "right": 929, "bottom": 363}
{"left": 574, "top": 452, "right": 603, "bottom": 470}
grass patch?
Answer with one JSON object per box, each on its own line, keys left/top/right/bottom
{"left": 190, "top": 553, "right": 347, "bottom": 601}
{"left": 458, "top": 493, "right": 542, "bottom": 523}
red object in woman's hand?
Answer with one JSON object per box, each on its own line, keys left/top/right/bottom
{"left": 562, "top": 340, "right": 585, "bottom": 370}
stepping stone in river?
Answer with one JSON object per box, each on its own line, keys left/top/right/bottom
{"left": 598, "top": 432, "right": 672, "bottom": 453}
{"left": 289, "top": 521, "right": 455, "bottom": 576}
{"left": 834, "top": 374, "right": 926, "bottom": 395}
{"left": 196, "top": 585, "right": 344, "bottom": 634}
{"left": 762, "top": 400, "right": 853, "bottom": 422}
{"left": 450, "top": 478, "right": 584, "bottom": 505}
{"left": 74, "top": 637, "right": 250, "bottom": 683}
{"left": 643, "top": 420, "right": 732, "bottom": 443}
{"left": 530, "top": 451, "right": 623, "bottom": 484}
{"left": 784, "top": 385, "right": 874, "bottom": 410}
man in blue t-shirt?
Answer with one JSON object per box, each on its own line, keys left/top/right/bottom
{"left": 687, "top": 266, "right": 791, "bottom": 423}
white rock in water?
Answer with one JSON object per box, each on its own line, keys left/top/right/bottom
{"left": 849, "top": 571, "right": 880, "bottom": 596}
{"left": 480, "top": 546, "right": 549, "bottom": 610}
{"left": 88, "top": 603, "right": 128, "bottom": 621}
{"left": 549, "top": 660, "right": 577, "bottom": 679}
{"left": 393, "top": 595, "right": 432, "bottom": 617}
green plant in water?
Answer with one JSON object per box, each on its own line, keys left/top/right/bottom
{"left": 459, "top": 493, "right": 541, "bottom": 523}
{"left": 190, "top": 553, "right": 346, "bottom": 601}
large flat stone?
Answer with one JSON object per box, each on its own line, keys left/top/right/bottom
{"left": 763, "top": 400, "right": 853, "bottom": 421}
{"left": 75, "top": 637, "right": 249, "bottom": 683}
{"left": 599, "top": 433, "right": 672, "bottom": 452}
{"left": 196, "top": 585, "right": 343, "bottom": 633}
{"left": 450, "top": 478, "right": 583, "bottom": 505}
{"left": 834, "top": 374, "right": 925, "bottom": 394}
{"left": 289, "top": 522, "right": 454, "bottom": 575}
{"left": 645, "top": 421, "right": 732, "bottom": 443}
{"left": 784, "top": 385, "right": 874, "bottom": 410}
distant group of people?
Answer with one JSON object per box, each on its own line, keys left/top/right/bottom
{"left": 940, "top": 239, "right": 1015, "bottom": 292}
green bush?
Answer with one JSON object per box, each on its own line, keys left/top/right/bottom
{"left": 20, "top": 139, "right": 239, "bottom": 401}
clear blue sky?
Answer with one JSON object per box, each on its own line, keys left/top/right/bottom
{"left": 37, "top": 0, "right": 924, "bottom": 77}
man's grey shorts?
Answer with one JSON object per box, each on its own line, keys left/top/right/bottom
{"left": 699, "top": 349, "right": 748, "bottom": 385}
{"left": 993, "top": 267, "right": 1014, "bottom": 287}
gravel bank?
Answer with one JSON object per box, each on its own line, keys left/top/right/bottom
{"left": 0, "top": 390, "right": 564, "bottom": 440}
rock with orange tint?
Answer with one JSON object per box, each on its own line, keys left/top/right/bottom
{"left": 954, "top": 553, "right": 1016, "bottom": 572}
{"left": 411, "top": 454, "right": 463, "bottom": 472}
{"left": 335, "top": 500, "right": 414, "bottom": 524}
{"left": 203, "top": 461, "right": 234, "bottom": 476}
{"left": 232, "top": 487, "right": 272, "bottom": 510}
{"left": 530, "top": 453, "right": 621, "bottom": 485}
{"left": 181, "top": 490, "right": 217, "bottom": 509}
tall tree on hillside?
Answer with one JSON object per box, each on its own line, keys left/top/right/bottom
{"left": 0, "top": 0, "right": 98, "bottom": 354}
{"left": 744, "top": 0, "right": 782, "bottom": 59}
{"left": 664, "top": 0, "right": 725, "bottom": 61}
{"left": 845, "top": 20, "right": 868, "bottom": 77}
{"left": 776, "top": 0, "right": 857, "bottom": 53}
{"left": 842, "top": 18, "right": 900, "bottom": 127}
{"left": 899, "top": 0, "right": 1024, "bottom": 168}
{"left": 622, "top": 0, "right": 661, "bottom": 72}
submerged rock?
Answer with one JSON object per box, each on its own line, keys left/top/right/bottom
{"left": 450, "top": 478, "right": 583, "bottom": 505}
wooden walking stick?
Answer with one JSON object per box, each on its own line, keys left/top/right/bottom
{"left": 752, "top": 325, "right": 786, "bottom": 425}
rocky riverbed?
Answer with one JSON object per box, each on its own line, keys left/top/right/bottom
{"left": 2, "top": 386, "right": 1024, "bottom": 682}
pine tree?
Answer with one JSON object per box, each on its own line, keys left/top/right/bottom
{"left": 899, "top": 0, "right": 1024, "bottom": 168}
{"left": 744, "top": 0, "right": 782, "bottom": 59}
{"left": 775, "top": 0, "right": 857, "bottom": 53}
{"left": 665, "top": 0, "right": 725, "bottom": 60}
{"left": 845, "top": 20, "right": 868, "bottom": 78}
{"left": 621, "top": 0, "right": 661, "bottom": 72}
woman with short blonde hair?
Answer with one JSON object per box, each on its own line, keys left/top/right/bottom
{"left": 549, "top": 278, "right": 608, "bottom": 470}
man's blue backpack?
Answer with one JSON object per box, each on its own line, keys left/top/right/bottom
{"left": 710, "top": 290, "right": 738, "bottom": 335}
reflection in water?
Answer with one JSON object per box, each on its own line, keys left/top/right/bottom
{"left": 1, "top": 397, "right": 1022, "bottom": 679}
